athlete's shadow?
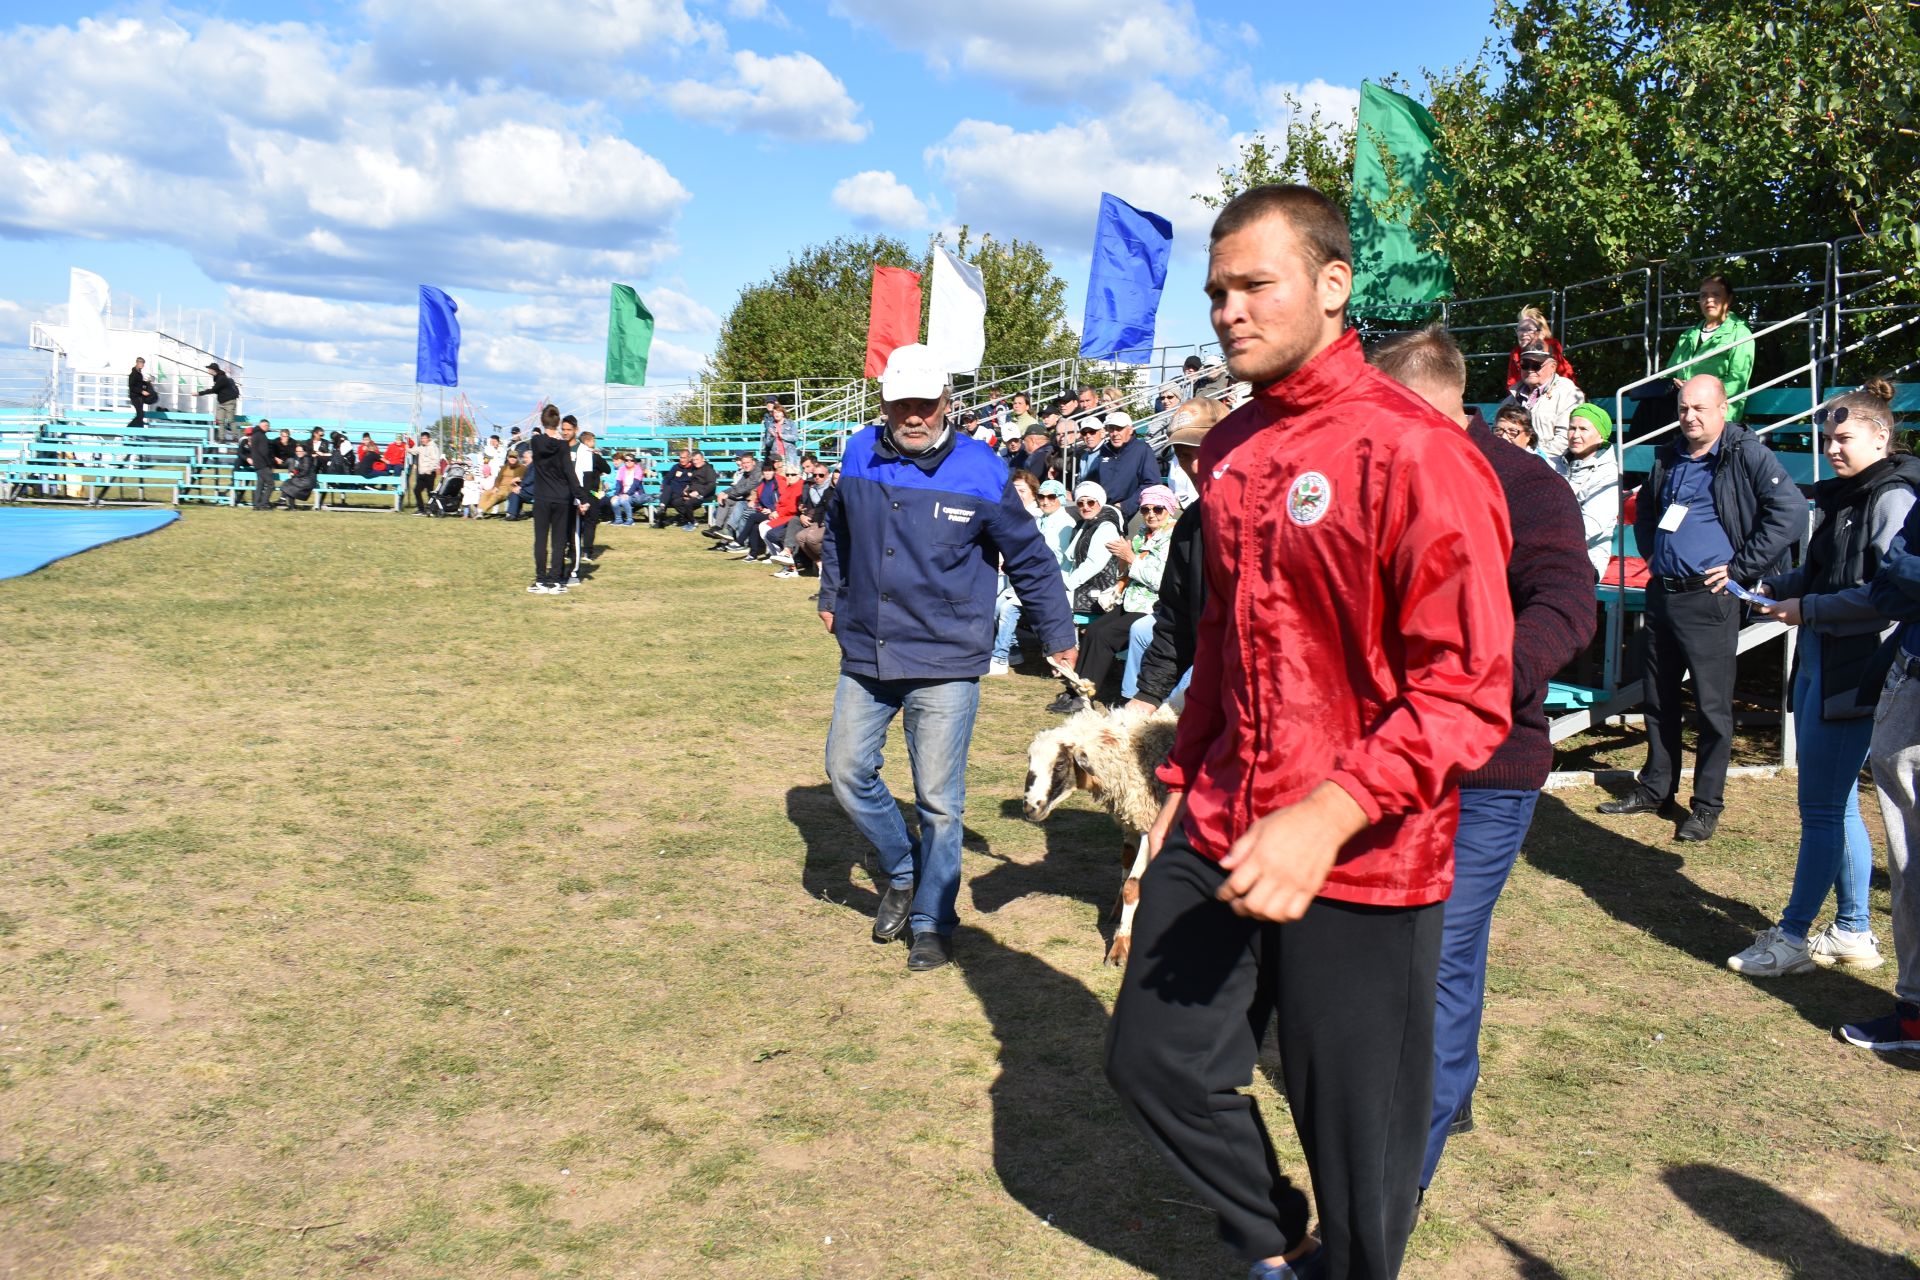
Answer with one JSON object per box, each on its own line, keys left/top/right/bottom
{"left": 971, "top": 797, "right": 1129, "bottom": 926}
{"left": 956, "top": 925, "right": 1222, "bottom": 1279}
{"left": 1526, "top": 793, "right": 1886, "bottom": 1033}
{"left": 789, "top": 782, "right": 991, "bottom": 917}
{"left": 1665, "top": 1163, "right": 1920, "bottom": 1277}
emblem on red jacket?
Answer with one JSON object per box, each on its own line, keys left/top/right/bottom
{"left": 1287, "top": 471, "right": 1332, "bottom": 526}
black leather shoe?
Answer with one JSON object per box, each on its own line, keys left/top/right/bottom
{"left": 1675, "top": 809, "right": 1720, "bottom": 842}
{"left": 1447, "top": 1099, "right": 1475, "bottom": 1137}
{"left": 1597, "top": 788, "right": 1685, "bottom": 820}
{"left": 907, "top": 932, "right": 953, "bottom": 972}
{"left": 872, "top": 882, "right": 912, "bottom": 943}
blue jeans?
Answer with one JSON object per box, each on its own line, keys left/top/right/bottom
{"left": 1423, "top": 787, "right": 1539, "bottom": 1189}
{"left": 506, "top": 491, "right": 526, "bottom": 519}
{"left": 1780, "top": 631, "right": 1876, "bottom": 938}
{"left": 992, "top": 592, "right": 1022, "bottom": 663}
{"left": 1119, "top": 613, "right": 1191, "bottom": 704}
{"left": 609, "top": 494, "right": 634, "bottom": 525}
{"left": 825, "top": 672, "right": 981, "bottom": 938}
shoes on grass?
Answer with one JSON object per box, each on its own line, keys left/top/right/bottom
{"left": 1674, "top": 809, "right": 1719, "bottom": 842}
{"left": 907, "top": 931, "right": 953, "bottom": 972}
{"left": 1250, "top": 1247, "right": 1325, "bottom": 1280}
{"left": 986, "top": 659, "right": 1010, "bottom": 676}
{"left": 770, "top": 550, "right": 795, "bottom": 565}
{"left": 1728, "top": 926, "right": 1814, "bottom": 977}
{"left": 1808, "top": 925, "right": 1883, "bottom": 969}
{"left": 773, "top": 567, "right": 801, "bottom": 579}
{"left": 1837, "top": 1001, "right": 1920, "bottom": 1052}
{"left": 1597, "top": 787, "right": 1687, "bottom": 820}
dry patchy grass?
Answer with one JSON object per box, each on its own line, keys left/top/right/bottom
{"left": 0, "top": 507, "right": 1916, "bottom": 1279}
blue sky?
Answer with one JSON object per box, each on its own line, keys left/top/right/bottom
{"left": 0, "top": 0, "right": 1498, "bottom": 424}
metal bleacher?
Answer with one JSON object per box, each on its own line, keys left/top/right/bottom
{"left": 1416, "top": 236, "right": 1920, "bottom": 766}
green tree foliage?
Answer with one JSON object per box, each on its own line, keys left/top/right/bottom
{"left": 706, "top": 234, "right": 920, "bottom": 391}
{"left": 1204, "top": 91, "right": 1358, "bottom": 213}
{"left": 1417, "top": 0, "right": 1920, "bottom": 390}
{"left": 693, "top": 230, "right": 1080, "bottom": 422}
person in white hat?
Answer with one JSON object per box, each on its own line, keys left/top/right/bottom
{"left": 819, "top": 344, "right": 1078, "bottom": 972}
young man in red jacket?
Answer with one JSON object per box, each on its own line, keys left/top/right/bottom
{"left": 1104, "top": 186, "right": 1516, "bottom": 1280}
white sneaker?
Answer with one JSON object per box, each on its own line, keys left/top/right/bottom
{"left": 1808, "top": 925, "right": 1884, "bottom": 969}
{"left": 527, "top": 582, "right": 546, "bottom": 593}
{"left": 1728, "top": 926, "right": 1815, "bottom": 977}
{"left": 986, "top": 659, "right": 1010, "bottom": 676}
{"left": 772, "top": 567, "right": 800, "bottom": 579}
{"left": 549, "top": 584, "right": 569, "bottom": 594}
{"left": 770, "top": 550, "right": 795, "bottom": 565}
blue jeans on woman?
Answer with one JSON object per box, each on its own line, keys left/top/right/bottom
{"left": 609, "top": 494, "right": 635, "bottom": 525}
{"left": 992, "top": 591, "right": 1023, "bottom": 664}
{"left": 825, "top": 673, "right": 981, "bottom": 939}
{"left": 1780, "top": 629, "right": 1876, "bottom": 938}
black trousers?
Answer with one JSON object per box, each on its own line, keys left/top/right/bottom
{"left": 575, "top": 503, "right": 598, "bottom": 560}
{"left": 1638, "top": 581, "right": 1741, "bottom": 814}
{"left": 532, "top": 500, "right": 570, "bottom": 584}
{"left": 413, "top": 471, "right": 435, "bottom": 512}
{"left": 1077, "top": 608, "right": 1144, "bottom": 695}
{"left": 1106, "top": 833, "right": 1442, "bottom": 1278}
{"left": 252, "top": 470, "right": 275, "bottom": 510}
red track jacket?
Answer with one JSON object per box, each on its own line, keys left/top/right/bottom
{"left": 1157, "top": 331, "right": 1517, "bottom": 907}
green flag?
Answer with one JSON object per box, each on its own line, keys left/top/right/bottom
{"left": 605, "top": 284, "right": 655, "bottom": 386}
{"left": 1349, "top": 82, "right": 1453, "bottom": 315}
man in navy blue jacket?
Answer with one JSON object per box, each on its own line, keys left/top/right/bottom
{"left": 1085, "top": 411, "right": 1162, "bottom": 518}
{"left": 820, "top": 344, "right": 1078, "bottom": 971}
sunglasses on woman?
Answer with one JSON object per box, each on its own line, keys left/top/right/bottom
{"left": 1140, "top": 504, "right": 1171, "bottom": 515}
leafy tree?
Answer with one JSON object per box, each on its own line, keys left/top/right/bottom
{"left": 693, "top": 230, "right": 1081, "bottom": 422}
{"left": 1203, "top": 91, "right": 1358, "bottom": 212}
{"left": 1417, "top": 0, "right": 1920, "bottom": 393}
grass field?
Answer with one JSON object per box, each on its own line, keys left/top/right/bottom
{"left": 3, "top": 506, "right": 1918, "bottom": 1280}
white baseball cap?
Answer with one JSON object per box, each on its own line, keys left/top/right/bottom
{"left": 880, "top": 344, "right": 949, "bottom": 404}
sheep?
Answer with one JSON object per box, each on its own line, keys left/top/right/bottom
{"left": 1021, "top": 701, "right": 1179, "bottom": 966}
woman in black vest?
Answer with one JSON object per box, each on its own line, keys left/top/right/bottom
{"left": 1732, "top": 379, "right": 1920, "bottom": 978}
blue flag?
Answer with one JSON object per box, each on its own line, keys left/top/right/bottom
{"left": 1079, "top": 194, "right": 1173, "bottom": 363}
{"left": 416, "top": 285, "right": 460, "bottom": 386}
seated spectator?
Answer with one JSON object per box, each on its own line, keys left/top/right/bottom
{"left": 970, "top": 406, "right": 1000, "bottom": 450}
{"left": 1552, "top": 402, "right": 1621, "bottom": 578}
{"left": 990, "top": 472, "right": 1058, "bottom": 673}
{"left": 789, "top": 457, "right": 835, "bottom": 578}
{"left": 1492, "top": 401, "right": 1541, "bottom": 455}
{"left": 707, "top": 452, "right": 762, "bottom": 550}
{"left": 1165, "top": 397, "right": 1228, "bottom": 509}
{"left": 279, "top": 444, "right": 318, "bottom": 509}
{"left": 1071, "top": 417, "right": 1108, "bottom": 477}
{"left": 735, "top": 465, "right": 789, "bottom": 563}
{"left": 1055, "top": 484, "right": 1178, "bottom": 712}
{"left": 654, "top": 448, "right": 718, "bottom": 528}
{"left": 1183, "top": 353, "right": 1233, "bottom": 399}
{"left": 1087, "top": 412, "right": 1162, "bottom": 519}
{"left": 1007, "top": 391, "right": 1039, "bottom": 435}
{"left": 505, "top": 439, "right": 535, "bottom": 518}
{"left": 608, "top": 453, "right": 647, "bottom": 526}
{"left": 305, "top": 427, "right": 326, "bottom": 460}
{"left": 1050, "top": 482, "right": 1126, "bottom": 704}
{"left": 1011, "top": 424, "right": 1054, "bottom": 480}
{"left": 1502, "top": 346, "right": 1580, "bottom": 458}
{"left": 1154, "top": 384, "right": 1183, "bottom": 418}
{"left": 381, "top": 436, "right": 409, "bottom": 473}
{"left": 482, "top": 435, "right": 505, "bottom": 470}
{"left": 355, "top": 433, "right": 381, "bottom": 478}
{"left": 1505, "top": 305, "right": 1577, "bottom": 393}
{"left": 762, "top": 462, "right": 807, "bottom": 567}
{"left": 271, "top": 427, "right": 295, "bottom": 466}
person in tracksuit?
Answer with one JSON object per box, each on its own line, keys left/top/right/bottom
{"left": 819, "top": 343, "right": 1078, "bottom": 973}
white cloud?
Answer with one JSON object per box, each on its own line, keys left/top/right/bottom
{"left": 925, "top": 85, "right": 1230, "bottom": 252}
{"left": 829, "top": 0, "right": 1205, "bottom": 99}
{"left": 663, "top": 51, "right": 869, "bottom": 142}
{"left": 831, "top": 170, "right": 932, "bottom": 230}
{"left": 643, "top": 287, "right": 720, "bottom": 334}
{"left": 1255, "top": 79, "right": 1361, "bottom": 137}
{"left": 362, "top": 0, "right": 712, "bottom": 85}
{"left": 0, "top": 17, "right": 690, "bottom": 300}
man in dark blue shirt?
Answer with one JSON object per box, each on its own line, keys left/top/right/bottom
{"left": 1601, "top": 374, "right": 1800, "bottom": 841}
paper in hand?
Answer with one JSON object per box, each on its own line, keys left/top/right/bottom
{"left": 1722, "top": 578, "right": 1766, "bottom": 605}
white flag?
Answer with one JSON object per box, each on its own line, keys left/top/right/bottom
{"left": 926, "top": 246, "right": 985, "bottom": 375}
{"left": 65, "top": 267, "right": 112, "bottom": 372}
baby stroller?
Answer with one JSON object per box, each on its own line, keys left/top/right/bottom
{"left": 428, "top": 462, "right": 467, "bottom": 517}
